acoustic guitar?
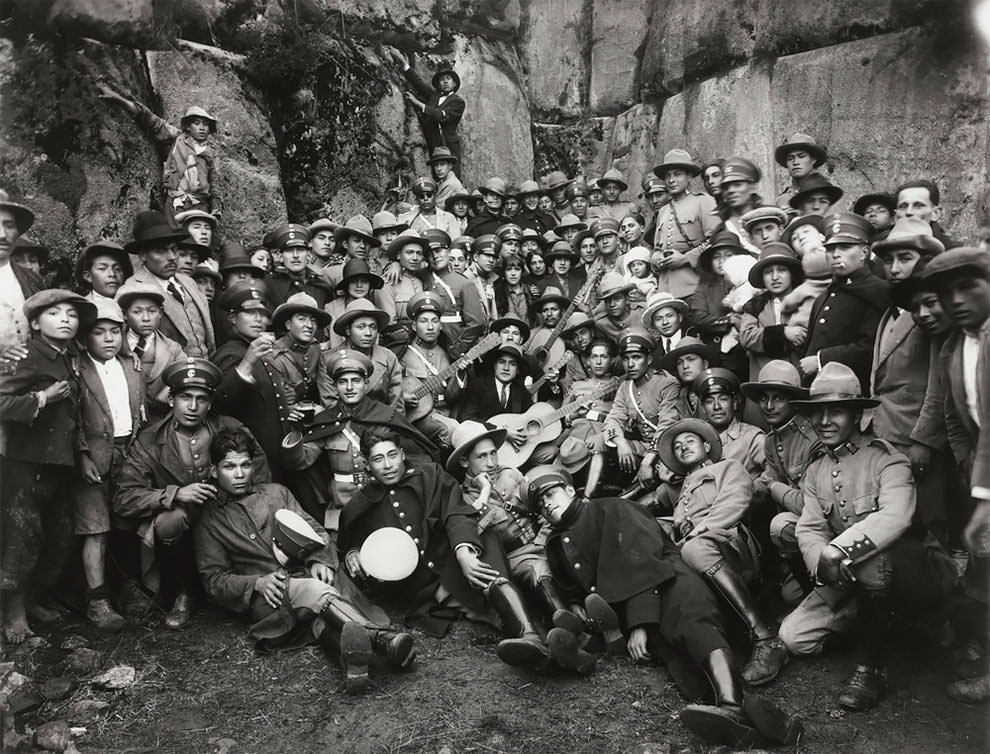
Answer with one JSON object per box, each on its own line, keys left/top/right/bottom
{"left": 533, "top": 263, "right": 607, "bottom": 368}
{"left": 401, "top": 332, "right": 501, "bottom": 422}
{"left": 527, "top": 350, "right": 574, "bottom": 395}
{"left": 490, "top": 376, "right": 623, "bottom": 468}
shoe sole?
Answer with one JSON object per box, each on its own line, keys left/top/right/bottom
{"left": 584, "top": 594, "right": 625, "bottom": 655}
{"left": 552, "top": 609, "right": 584, "bottom": 636}
{"left": 548, "top": 628, "right": 595, "bottom": 676}
{"left": 388, "top": 633, "right": 417, "bottom": 670}
{"left": 341, "top": 622, "right": 373, "bottom": 694}
{"left": 679, "top": 705, "right": 764, "bottom": 747}
{"left": 743, "top": 694, "right": 803, "bottom": 744}
{"left": 496, "top": 637, "right": 549, "bottom": 667}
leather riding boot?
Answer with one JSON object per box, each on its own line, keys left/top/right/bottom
{"left": 320, "top": 601, "right": 374, "bottom": 694}
{"left": 547, "top": 627, "right": 596, "bottom": 676}
{"left": 584, "top": 593, "right": 625, "bottom": 655}
{"left": 486, "top": 579, "right": 549, "bottom": 667}
{"left": 323, "top": 595, "right": 417, "bottom": 670}
{"left": 536, "top": 577, "right": 583, "bottom": 636}
{"left": 680, "top": 648, "right": 761, "bottom": 747}
{"left": 786, "top": 553, "right": 815, "bottom": 597}
{"left": 706, "top": 561, "right": 787, "bottom": 685}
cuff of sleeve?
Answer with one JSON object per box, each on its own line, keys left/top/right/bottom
{"left": 973, "top": 486, "right": 990, "bottom": 502}
{"left": 236, "top": 364, "right": 256, "bottom": 384}
{"left": 454, "top": 543, "right": 480, "bottom": 556}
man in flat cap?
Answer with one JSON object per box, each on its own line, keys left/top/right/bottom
{"left": 800, "top": 212, "right": 889, "bottom": 392}
{"left": 114, "top": 357, "right": 270, "bottom": 630}
{"left": 651, "top": 149, "right": 720, "bottom": 300}
{"left": 529, "top": 466, "right": 802, "bottom": 747}
{"left": 781, "top": 362, "right": 955, "bottom": 711}
{"left": 740, "top": 206, "right": 789, "bottom": 251}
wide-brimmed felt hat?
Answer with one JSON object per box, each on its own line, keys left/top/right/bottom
{"left": 334, "top": 215, "right": 381, "bottom": 247}
{"left": 0, "top": 191, "right": 35, "bottom": 233}
{"left": 431, "top": 62, "right": 460, "bottom": 92}
{"left": 335, "top": 259, "right": 384, "bottom": 294}
{"left": 308, "top": 217, "right": 338, "bottom": 235}
{"left": 558, "top": 435, "right": 593, "bottom": 473}
{"left": 663, "top": 335, "right": 721, "bottom": 373}
{"left": 515, "top": 180, "right": 541, "bottom": 197}
{"left": 125, "top": 209, "right": 189, "bottom": 253}
{"left": 533, "top": 285, "right": 570, "bottom": 310}
{"left": 273, "top": 292, "right": 332, "bottom": 331}
{"left": 560, "top": 311, "right": 597, "bottom": 337}
{"left": 427, "top": 146, "right": 459, "bottom": 165}
{"left": 642, "top": 292, "right": 688, "bottom": 328}
{"left": 445, "top": 420, "right": 508, "bottom": 474}
{"left": 489, "top": 315, "right": 531, "bottom": 343}
{"left": 653, "top": 148, "right": 702, "bottom": 178}
{"left": 480, "top": 177, "right": 507, "bottom": 198}
{"left": 545, "top": 240, "right": 579, "bottom": 263}
{"left": 599, "top": 168, "right": 629, "bottom": 191}
{"left": 597, "top": 271, "right": 635, "bottom": 299}
{"left": 740, "top": 359, "right": 809, "bottom": 402}
{"left": 332, "top": 298, "right": 390, "bottom": 336}
{"left": 115, "top": 280, "right": 165, "bottom": 310}
{"left": 555, "top": 214, "right": 587, "bottom": 233}
{"left": 174, "top": 209, "right": 218, "bottom": 229}
{"left": 853, "top": 192, "right": 896, "bottom": 216}
{"left": 871, "top": 217, "right": 944, "bottom": 258}
{"left": 73, "top": 239, "right": 133, "bottom": 280}
{"left": 180, "top": 105, "right": 217, "bottom": 132}
{"left": 191, "top": 262, "right": 222, "bottom": 285}
{"left": 791, "top": 361, "right": 880, "bottom": 410}
{"left": 179, "top": 236, "right": 213, "bottom": 262}
{"left": 781, "top": 213, "right": 825, "bottom": 247}
{"left": 789, "top": 173, "right": 843, "bottom": 209}
{"left": 545, "top": 171, "right": 572, "bottom": 192}
{"left": 658, "top": 418, "right": 723, "bottom": 476}
{"left": 485, "top": 342, "right": 529, "bottom": 377}
{"left": 444, "top": 192, "right": 473, "bottom": 211}
{"left": 748, "top": 242, "right": 804, "bottom": 288}
{"left": 23, "top": 288, "right": 97, "bottom": 326}
{"left": 386, "top": 229, "right": 430, "bottom": 261}
{"left": 370, "top": 211, "right": 407, "bottom": 235}
{"left": 774, "top": 132, "right": 827, "bottom": 168}
{"left": 699, "top": 230, "right": 748, "bottom": 273}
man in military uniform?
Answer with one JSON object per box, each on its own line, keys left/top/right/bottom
{"left": 651, "top": 149, "right": 720, "bottom": 300}
{"left": 114, "top": 357, "right": 270, "bottom": 629}
{"left": 400, "top": 291, "right": 466, "bottom": 446}
{"left": 695, "top": 368, "right": 766, "bottom": 479}
{"left": 268, "top": 292, "right": 330, "bottom": 413}
{"left": 515, "top": 180, "right": 557, "bottom": 234}
{"left": 598, "top": 168, "right": 638, "bottom": 221}
{"left": 566, "top": 182, "right": 593, "bottom": 222}
{"left": 284, "top": 350, "right": 438, "bottom": 531}
{"left": 420, "top": 229, "right": 488, "bottom": 357}
{"left": 594, "top": 272, "right": 640, "bottom": 343}
{"left": 383, "top": 230, "right": 428, "bottom": 323}
{"left": 604, "top": 328, "right": 681, "bottom": 485}
{"left": 397, "top": 177, "right": 460, "bottom": 239}
{"left": 716, "top": 158, "right": 764, "bottom": 253}
{"left": 640, "top": 174, "right": 669, "bottom": 242}
{"left": 799, "top": 212, "right": 889, "bottom": 392}
{"left": 265, "top": 223, "right": 334, "bottom": 310}
{"left": 528, "top": 466, "right": 802, "bottom": 747}
{"left": 773, "top": 132, "right": 828, "bottom": 211}
{"left": 323, "top": 216, "right": 384, "bottom": 290}
{"left": 782, "top": 362, "right": 955, "bottom": 711}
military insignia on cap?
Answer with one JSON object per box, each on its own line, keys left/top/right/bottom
{"left": 187, "top": 368, "right": 196, "bottom": 378}
{"left": 832, "top": 219, "right": 842, "bottom": 234}
{"left": 250, "top": 288, "right": 261, "bottom": 299}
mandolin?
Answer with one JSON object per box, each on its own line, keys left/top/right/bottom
{"left": 490, "top": 375, "right": 623, "bottom": 468}
{"left": 401, "top": 332, "right": 501, "bottom": 421}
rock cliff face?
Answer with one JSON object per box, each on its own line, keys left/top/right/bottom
{"left": 0, "top": 0, "right": 986, "bottom": 273}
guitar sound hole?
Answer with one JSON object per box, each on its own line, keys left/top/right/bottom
{"left": 526, "top": 422, "right": 541, "bottom": 435}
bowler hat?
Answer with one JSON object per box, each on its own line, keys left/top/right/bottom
{"left": 332, "top": 298, "right": 390, "bottom": 336}
{"left": 617, "top": 326, "right": 657, "bottom": 355}
{"left": 853, "top": 192, "right": 896, "bottom": 217}
{"left": 179, "top": 105, "right": 217, "bottom": 132}
{"left": 789, "top": 173, "right": 843, "bottom": 210}
{"left": 791, "top": 361, "right": 879, "bottom": 410}
{"left": 480, "top": 177, "right": 507, "bottom": 198}
{"left": 658, "top": 418, "right": 723, "bottom": 475}
{"left": 74, "top": 239, "right": 133, "bottom": 281}
{"left": 325, "top": 348, "right": 374, "bottom": 379}
{"left": 431, "top": 62, "right": 460, "bottom": 92}
{"left": 871, "top": 218, "right": 944, "bottom": 258}
{"left": 445, "top": 420, "right": 508, "bottom": 474}
{"left": 485, "top": 342, "right": 529, "bottom": 377}
{"left": 653, "top": 148, "right": 702, "bottom": 178}
{"left": 600, "top": 168, "right": 629, "bottom": 192}
{"left": 489, "top": 315, "right": 531, "bottom": 343}
{"left": 272, "top": 292, "right": 332, "bottom": 331}
{"left": 748, "top": 242, "right": 804, "bottom": 288}
{"left": 740, "top": 360, "right": 809, "bottom": 402}
{"left": 335, "top": 258, "right": 384, "bottom": 294}
{"left": 663, "top": 335, "right": 721, "bottom": 374}
{"left": 774, "top": 132, "right": 827, "bottom": 168}
{"left": 699, "top": 230, "right": 747, "bottom": 273}
{"left": 822, "top": 212, "right": 873, "bottom": 246}
{"left": 0, "top": 190, "right": 35, "bottom": 233}
{"left": 598, "top": 271, "right": 636, "bottom": 300}
{"left": 162, "top": 356, "right": 222, "bottom": 393}
{"left": 642, "top": 292, "right": 688, "bottom": 329}
{"left": 124, "top": 210, "right": 189, "bottom": 253}
{"left": 23, "top": 289, "right": 97, "bottom": 327}
{"left": 334, "top": 215, "right": 381, "bottom": 247}
{"left": 720, "top": 157, "right": 762, "bottom": 184}
{"left": 427, "top": 146, "right": 459, "bottom": 165}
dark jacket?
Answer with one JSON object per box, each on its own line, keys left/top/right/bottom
{"left": 0, "top": 338, "right": 81, "bottom": 466}
{"left": 264, "top": 270, "right": 334, "bottom": 310}
{"left": 75, "top": 353, "right": 146, "bottom": 474}
{"left": 459, "top": 376, "right": 532, "bottom": 422}
{"left": 804, "top": 267, "right": 890, "bottom": 392}
{"left": 403, "top": 66, "right": 465, "bottom": 158}
{"left": 465, "top": 210, "right": 503, "bottom": 238}
{"left": 516, "top": 209, "right": 557, "bottom": 235}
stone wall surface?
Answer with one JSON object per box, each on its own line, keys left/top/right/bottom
{"left": 0, "top": 0, "right": 987, "bottom": 276}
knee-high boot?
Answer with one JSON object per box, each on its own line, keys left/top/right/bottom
{"left": 157, "top": 534, "right": 197, "bottom": 630}
{"left": 535, "top": 577, "right": 583, "bottom": 635}
{"left": 322, "top": 596, "right": 417, "bottom": 671}
{"left": 486, "top": 579, "right": 549, "bottom": 667}
{"left": 786, "top": 553, "right": 815, "bottom": 596}
{"left": 706, "top": 560, "right": 787, "bottom": 685}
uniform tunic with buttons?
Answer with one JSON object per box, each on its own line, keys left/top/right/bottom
{"left": 795, "top": 434, "right": 915, "bottom": 577}
{"left": 718, "top": 418, "right": 766, "bottom": 478}
{"left": 318, "top": 344, "right": 404, "bottom": 413}
{"left": 604, "top": 371, "right": 681, "bottom": 454}
{"left": 652, "top": 192, "right": 720, "bottom": 299}
{"left": 268, "top": 335, "right": 324, "bottom": 406}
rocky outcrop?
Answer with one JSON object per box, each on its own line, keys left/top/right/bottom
{"left": 519, "top": 0, "right": 586, "bottom": 117}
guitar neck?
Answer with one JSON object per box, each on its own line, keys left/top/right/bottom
{"left": 414, "top": 333, "right": 499, "bottom": 397}
{"left": 538, "top": 267, "right": 603, "bottom": 355}
{"left": 542, "top": 377, "right": 623, "bottom": 426}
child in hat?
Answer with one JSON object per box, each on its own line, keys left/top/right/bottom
{"left": 75, "top": 299, "right": 146, "bottom": 631}
{"left": 0, "top": 290, "right": 96, "bottom": 644}
{"left": 622, "top": 245, "right": 657, "bottom": 301}
{"left": 98, "top": 83, "right": 221, "bottom": 225}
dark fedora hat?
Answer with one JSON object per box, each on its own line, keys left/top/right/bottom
{"left": 789, "top": 173, "right": 843, "bottom": 210}
{"left": 124, "top": 210, "right": 189, "bottom": 253}
{"left": 431, "top": 62, "right": 460, "bottom": 91}
{"left": 335, "top": 258, "right": 385, "bottom": 294}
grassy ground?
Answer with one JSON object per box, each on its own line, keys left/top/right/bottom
{"left": 3, "top": 599, "right": 987, "bottom": 754}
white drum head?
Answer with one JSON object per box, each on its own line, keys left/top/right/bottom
{"left": 359, "top": 527, "right": 420, "bottom": 581}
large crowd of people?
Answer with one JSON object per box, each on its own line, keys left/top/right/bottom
{"left": 1, "top": 59, "right": 989, "bottom": 749}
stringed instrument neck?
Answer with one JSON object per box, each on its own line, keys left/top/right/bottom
{"left": 543, "top": 376, "right": 623, "bottom": 425}
{"left": 534, "top": 263, "right": 606, "bottom": 366}
{"left": 413, "top": 332, "right": 500, "bottom": 398}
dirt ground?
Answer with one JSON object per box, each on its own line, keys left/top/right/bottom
{"left": 3, "top": 597, "right": 987, "bottom": 754}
